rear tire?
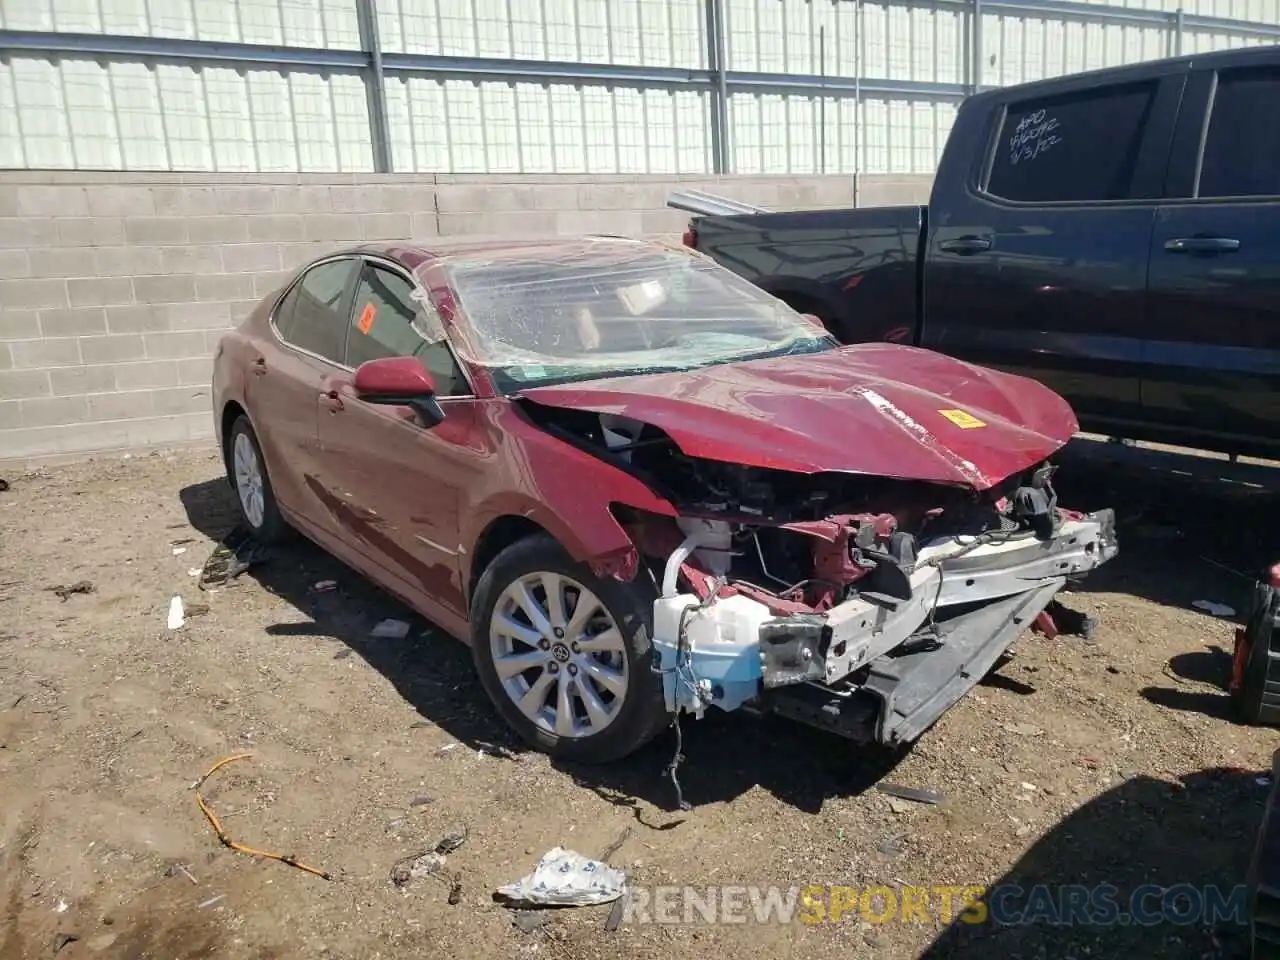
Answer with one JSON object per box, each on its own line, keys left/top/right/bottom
{"left": 470, "top": 533, "right": 668, "bottom": 764}
{"left": 226, "top": 415, "right": 288, "bottom": 544}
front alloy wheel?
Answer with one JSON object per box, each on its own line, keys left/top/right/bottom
{"left": 470, "top": 534, "right": 668, "bottom": 763}
{"left": 490, "top": 571, "right": 630, "bottom": 739}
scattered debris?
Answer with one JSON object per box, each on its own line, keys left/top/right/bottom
{"left": 447, "top": 876, "right": 463, "bottom": 905}
{"left": 193, "top": 753, "right": 333, "bottom": 880}
{"left": 497, "top": 848, "right": 626, "bottom": 907}
{"left": 876, "top": 783, "right": 945, "bottom": 805}
{"left": 167, "top": 596, "right": 185, "bottom": 630}
{"left": 197, "top": 895, "right": 226, "bottom": 910}
{"left": 370, "top": 619, "right": 411, "bottom": 640}
{"left": 1193, "top": 600, "right": 1236, "bottom": 618}
{"left": 605, "top": 894, "right": 628, "bottom": 932}
{"left": 1003, "top": 722, "right": 1043, "bottom": 737}
{"left": 52, "top": 932, "right": 79, "bottom": 955}
{"left": 171, "top": 537, "right": 195, "bottom": 546}
{"left": 877, "top": 833, "right": 907, "bottom": 857}
{"left": 409, "top": 795, "right": 435, "bottom": 808}
{"left": 172, "top": 547, "right": 187, "bottom": 556}
{"left": 54, "top": 899, "right": 68, "bottom": 914}
{"left": 886, "top": 798, "right": 912, "bottom": 815}
{"left": 333, "top": 649, "right": 353, "bottom": 660}
{"left": 11, "top": 694, "right": 25, "bottom": 709}
{"left": 0, "top": 479, "right": 9, "bottom": 492}
{"left": 391, "top": 851, "right": 447, "bottom": 887}
{"left": 185, "top": 601, "right": 210, "bottom": 619}
{"left": 199, "top": 528, "right": 268, "bottom": 590}
{"left": 313, "top": 580, "right": 338, "bottom": 593}
{"left": 48, "top": 581, "right": 94, "bottom": 602}
{"left": 165, "top": 862, "right": 198, "bottom": 885}
{"left": 597, "top": 826, "right": 633, "bottom": 863}
{"left": 1015, "top": 824, "right": 1033, "bottom": 838}
{"left": 1021, "top": 782, "right": 1037, "bottom": 791}
{"left": 434, "top": 827, "right": 468, "bottom": 855}
{"left": 512, "top": 910, "right": 549, "bottom": 933}
{"left": 438, "top": 743, "right": 459, "bottom": 753}
{"left": 187, "top": 568, "right": 202, "bottom": 577}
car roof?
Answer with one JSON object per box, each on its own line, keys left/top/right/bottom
{"left": 349, "top": 235, "right": 679, "bottom": 272}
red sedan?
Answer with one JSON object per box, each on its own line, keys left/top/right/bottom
{"left": 212, "top": 237, "right": 1117, "bottom": 763}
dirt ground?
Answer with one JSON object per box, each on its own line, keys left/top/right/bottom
{"left": 1, "top": 439, "right": 1279, "bottom": 960}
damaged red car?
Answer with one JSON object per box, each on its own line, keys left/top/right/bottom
{"left": 212, "top": 236, "right": 1118, "bottom": 763}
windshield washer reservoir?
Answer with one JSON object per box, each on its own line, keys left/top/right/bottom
{"left": 653, "top": 593, "right": 769, "bottom": 715}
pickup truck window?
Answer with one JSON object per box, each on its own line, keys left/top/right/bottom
{"left": 985, "top": 81, "right": 1157, "bottom": 204}
{"left": 1198, "top": 67, "right": 1280, "bottom": 198}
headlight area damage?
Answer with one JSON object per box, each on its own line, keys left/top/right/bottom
{"left": 520, "top": 398, "right": 1118, "bottom": 748}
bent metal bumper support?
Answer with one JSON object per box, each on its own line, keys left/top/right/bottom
{"left": 658, "top": 509, "right": 1118, "bottom": 746}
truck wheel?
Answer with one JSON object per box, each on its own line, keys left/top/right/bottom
{"left": 1231, "top": 579, "right": 1280, "bottom": 726}
{"left": 470, "top": 534, "right": 669, "bottom": 764}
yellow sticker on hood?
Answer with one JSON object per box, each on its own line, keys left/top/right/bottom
{"left": 938, "top": 408, "right": 986, "bottom": 429}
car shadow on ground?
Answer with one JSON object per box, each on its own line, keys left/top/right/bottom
{"left": 178, "top": 476, "right": 1020, "bottom": 816}
{"left": 916, "top": 765, "right": 1267, "bottom": 959}
{"left": 1055, "top": 437, "right": 1280, "bottom": 617}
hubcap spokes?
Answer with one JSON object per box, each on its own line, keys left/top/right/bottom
{"left": 490, "top": 572, "right": 629, "bottom": 738}
{"left": 232, "top": 433, "right": 265, "bottom": 529}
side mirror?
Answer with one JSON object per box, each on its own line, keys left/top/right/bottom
{"left": 352, "top": 356, "right": 445, "bottom": 428}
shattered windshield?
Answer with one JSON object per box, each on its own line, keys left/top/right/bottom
{"left": 431, "top": 240, "right": 835, "bottom": 391}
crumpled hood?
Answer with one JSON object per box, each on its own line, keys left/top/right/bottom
{"left": 518, "top": 343, "right": 1079, "bottom": 490}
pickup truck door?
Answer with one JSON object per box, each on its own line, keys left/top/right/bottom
{"left": 922, "top": 62, "right": 1185, "bottom": 435}
{"left": 1144, "top": 54, "right": 1280, "bottom": 454}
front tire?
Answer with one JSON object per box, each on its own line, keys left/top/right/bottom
{"left": 470, "top": 534, "right": 668, "bottom": 764}
{"left": 226, "top": 416, "right": 288, "bottom": 544}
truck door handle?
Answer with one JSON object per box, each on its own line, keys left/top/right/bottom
{"left": 1163, "top": 236, "right": 1240, "bottom": 253}
{"left": 939, "top": 237, "right": 992, "bottom": 254}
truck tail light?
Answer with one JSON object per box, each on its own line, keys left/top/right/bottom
{"left": 682, "top": 225, "right": 697, "bottom": 248}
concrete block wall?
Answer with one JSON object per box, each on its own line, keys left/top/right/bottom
{"left": 0, "top": 171, "right": 932, "bottom": 468}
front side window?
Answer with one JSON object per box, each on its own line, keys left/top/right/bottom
{"left": 432, "top": 239, "right": 835, "bottom": 392}
{"left": 277, "top": 258, "right": 360, "bottom": 364}
{"left": 1198, "top": 66, "right": 1280, "bottom": 198}
{"left": 346, "top": 263, "right": 469, "bottom": 396}
{"left": 985, "top": 81, "right": 1157, "bottom": 203}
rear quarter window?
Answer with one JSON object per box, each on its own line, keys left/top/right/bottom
{"left": 1198, "top": 66, "right": 1280, "bottom": 198}
{"left": 985, "top": 81, "right": 1157, "bottom": 203}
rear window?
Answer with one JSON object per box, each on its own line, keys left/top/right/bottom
{"left": 1198, "top": 66, "right": 1280, "bottom": 198}
{"left": 985, "top": 81, "right": 1157, "bottom": 203}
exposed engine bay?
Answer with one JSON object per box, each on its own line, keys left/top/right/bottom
{"left": 520, "top": 399, "right": 1119, "bottom": 747}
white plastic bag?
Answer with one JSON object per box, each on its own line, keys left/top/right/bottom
{"left": 497, "top": 847, "right": 626, "bottom": 906}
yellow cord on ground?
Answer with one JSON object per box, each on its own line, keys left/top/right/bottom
{"left": 193, "top": 753, "right": 333, "bottom": 881}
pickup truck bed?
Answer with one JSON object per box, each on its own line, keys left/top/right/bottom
{"left": 687, "top": 45, "right": 1280, "bottom": 460}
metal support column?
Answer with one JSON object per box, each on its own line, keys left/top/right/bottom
{"left": 1174, "top": 7, "right": 1185, "bottom": 57}
{"left": 357, "top": 0, "right": 393, "bottom": 173}
{"left": 706, "top": 0, "right": 731, "bottom": 173}
{"left": 971, "top": 0, "right": 983, "bottom": 92}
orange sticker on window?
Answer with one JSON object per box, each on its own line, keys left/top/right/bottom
{"left": 357, "top": 302, "right": 376, "bottom": 334}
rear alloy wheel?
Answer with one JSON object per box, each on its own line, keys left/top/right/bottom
{"left": 226, "top": 416, "right": 288, "bottom": 544}
{"left": 470, "top": 534, "right": 668, "bottom": 763}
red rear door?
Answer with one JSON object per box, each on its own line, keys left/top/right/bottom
{"left": 245, "top": 257, "right": 360, "bottom": 529}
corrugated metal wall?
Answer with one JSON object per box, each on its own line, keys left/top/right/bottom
{"left": 1, "top": 0, "right": 1277, "bottom": 176}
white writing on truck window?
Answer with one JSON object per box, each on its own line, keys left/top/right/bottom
{"left": 1008, "top": 108, "right": 1062, "bottom": 165}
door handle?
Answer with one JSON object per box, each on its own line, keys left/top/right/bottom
{"left": 251, "top": 356, "right": 268, "bottom": 376}
{"left": 939, "top": 236, "right": 992, "bottom": 255}
{"left": 320, "top": 389, "right": 344, "bottom": 412}
{"left": 1163, "top": 236, "right": 1240, "bottom": 253}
